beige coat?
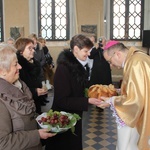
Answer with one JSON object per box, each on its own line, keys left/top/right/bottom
{"left": 0, "top": 78, "right": 42, "bottom": 150}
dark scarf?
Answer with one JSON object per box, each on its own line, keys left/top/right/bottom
{"left": 17, "top": 54, "right": 41, "bottom": 78}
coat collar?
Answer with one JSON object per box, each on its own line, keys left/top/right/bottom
{"left": 0, "top": 78, "right": 36, "bottom": 115}
{"left": 57, "top": 49, "right": 89, "bottom": 87}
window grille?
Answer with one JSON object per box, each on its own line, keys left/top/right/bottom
{"left": 110, "top": 0, "right": 144, "bottom": 40}
{"left": 38, "top": 0, "right": 69, "bottom": 41}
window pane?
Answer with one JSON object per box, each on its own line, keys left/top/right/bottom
{"left": 128, "top": 0, "right": 141, "bottom": 40}
{"left": 39, "top": 0, "right": 69, "bottom": 41}
{"left": 111, "top": 0, "right": 143, "bottom": 40}
{"left": 113, "top": 1, "right": 125, "bottom": 39}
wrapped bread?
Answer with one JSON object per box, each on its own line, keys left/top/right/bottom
{"left": 88, "top": 84, "right": 117, "bottom": 98}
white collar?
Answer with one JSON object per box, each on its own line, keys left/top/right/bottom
{"left": 77, "top": 58, "right": 88, "bottom": 67}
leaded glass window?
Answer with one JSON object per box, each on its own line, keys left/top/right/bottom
{"left": 38, "top": 0, "right": 69, "bottom": 41}
{"left": 110, "top": 0, "right": 144, "bottom": 40}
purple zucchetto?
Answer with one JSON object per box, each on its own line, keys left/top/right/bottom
{"left": 104, "top": 40, "right": 120, "bottom": 50}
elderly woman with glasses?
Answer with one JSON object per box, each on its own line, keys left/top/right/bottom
{"left": 15, "top": 37, "right": 48, "bottom": 114}
{"left": 0, "top": 44, "right": 55, "bottom": 150}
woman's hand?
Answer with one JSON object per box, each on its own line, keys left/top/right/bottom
{"left": 97, "top": 96, "right": 111, "bottom": 109}
{"left": 97, "top": 101, "right": 110, "bottom": 109}
{"left": 100, "top": 96, "right": 110, "bottom": 102}
{"left": 37, "top": 88, "right": 48, "bottom": 96}
{"left": 38, "top": 128, "right": 56, "bottom": 139}
{"left": 88, "top": 98, "right": 102, "bottom": 106}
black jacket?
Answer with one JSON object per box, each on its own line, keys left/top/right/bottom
{"left": 43, "top": 46, "right": 54, "bottom": 67}
{"left": 45, "top": 49, "right": 89, "bottom": 150}
{"left": 89, "top": 47, "right": 112, "bottom": 86}
{"left": 17, "top": 54, "right": 44, "bottom": 114}
{"left": 34, "top": 42, "right": 46, "bottom": 67}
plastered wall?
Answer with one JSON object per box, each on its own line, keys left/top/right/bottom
{"left": 76, "top": 0, "right": 104, "bottom": 37}
{"left": 4, "top": 0, "right": 29, "bottom": 40}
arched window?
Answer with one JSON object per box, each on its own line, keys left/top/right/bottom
{"left": 110, "top": 0, "right": 144, "bottom": 40}
{"left": 38, "top": 0, "right": 69, "bottom": 41}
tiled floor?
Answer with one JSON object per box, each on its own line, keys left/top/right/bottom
{"left": 42, "top": 90, "right": 117, "bottom": 150}
{"left": 82, "top": 105, "right": 117, "bottom": 150}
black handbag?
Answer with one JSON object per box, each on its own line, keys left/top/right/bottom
{"left": 45, "top": 53, "right": 55, "bottom": 68}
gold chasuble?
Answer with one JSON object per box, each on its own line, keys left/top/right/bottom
{"left": 114, "top": 47, "right": 150, "bottom": 150}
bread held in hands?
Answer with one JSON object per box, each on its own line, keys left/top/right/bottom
{"left": 88, "top": 84, "right": 117, "bottom": 98}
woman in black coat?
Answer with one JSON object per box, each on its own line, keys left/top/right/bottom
{"left": 45, "top": 34, "right": 101, "bottom": 150}
{"left": 89, "top": 46, "right": 112, "bottom": 86}
{"left": 88, "top": 36, "right": 112, "bottom": 86}
{"left": 15, "top": 37, "right": 48, "bottom": 114}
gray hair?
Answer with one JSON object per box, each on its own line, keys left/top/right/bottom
{"left": 6, "top": 37, "right": 15, "bottom": 44}
{"left": 0, "top": 43, "right": 17, "bottom": 71}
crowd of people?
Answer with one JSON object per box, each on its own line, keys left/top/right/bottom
{"left": 0, "top": 43, "right": 56, "bottom": 150}
{"left": 1, "top": 33, "right": 150, "bottom": 150}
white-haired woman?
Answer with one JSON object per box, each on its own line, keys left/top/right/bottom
{"left": 0, "top": 44, "right": 55, "bottom": 150}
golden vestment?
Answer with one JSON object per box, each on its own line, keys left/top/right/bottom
{"left": 114, "top": 47, "right": 150, "bottom": 150}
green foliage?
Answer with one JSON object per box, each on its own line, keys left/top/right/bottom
{"left": 84, "top": 88, "right": 89, "bottom": 98}
{"left": 43, "top": 109, "right": 81, "bottom": 134}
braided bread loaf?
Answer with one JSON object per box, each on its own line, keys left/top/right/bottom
{"left": 88, "top": 84, "right": 117, "bottom": 98}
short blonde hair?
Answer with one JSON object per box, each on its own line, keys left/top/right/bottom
{"left": 28, "top": 33, "right": 38, "bottom": 40}
{"left": 0, "top": 43, "right": 17, "bottom": 71}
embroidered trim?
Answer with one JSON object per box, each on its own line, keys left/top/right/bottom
{"left": 109, "top": 99, "right": 126, "bottom": 129}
